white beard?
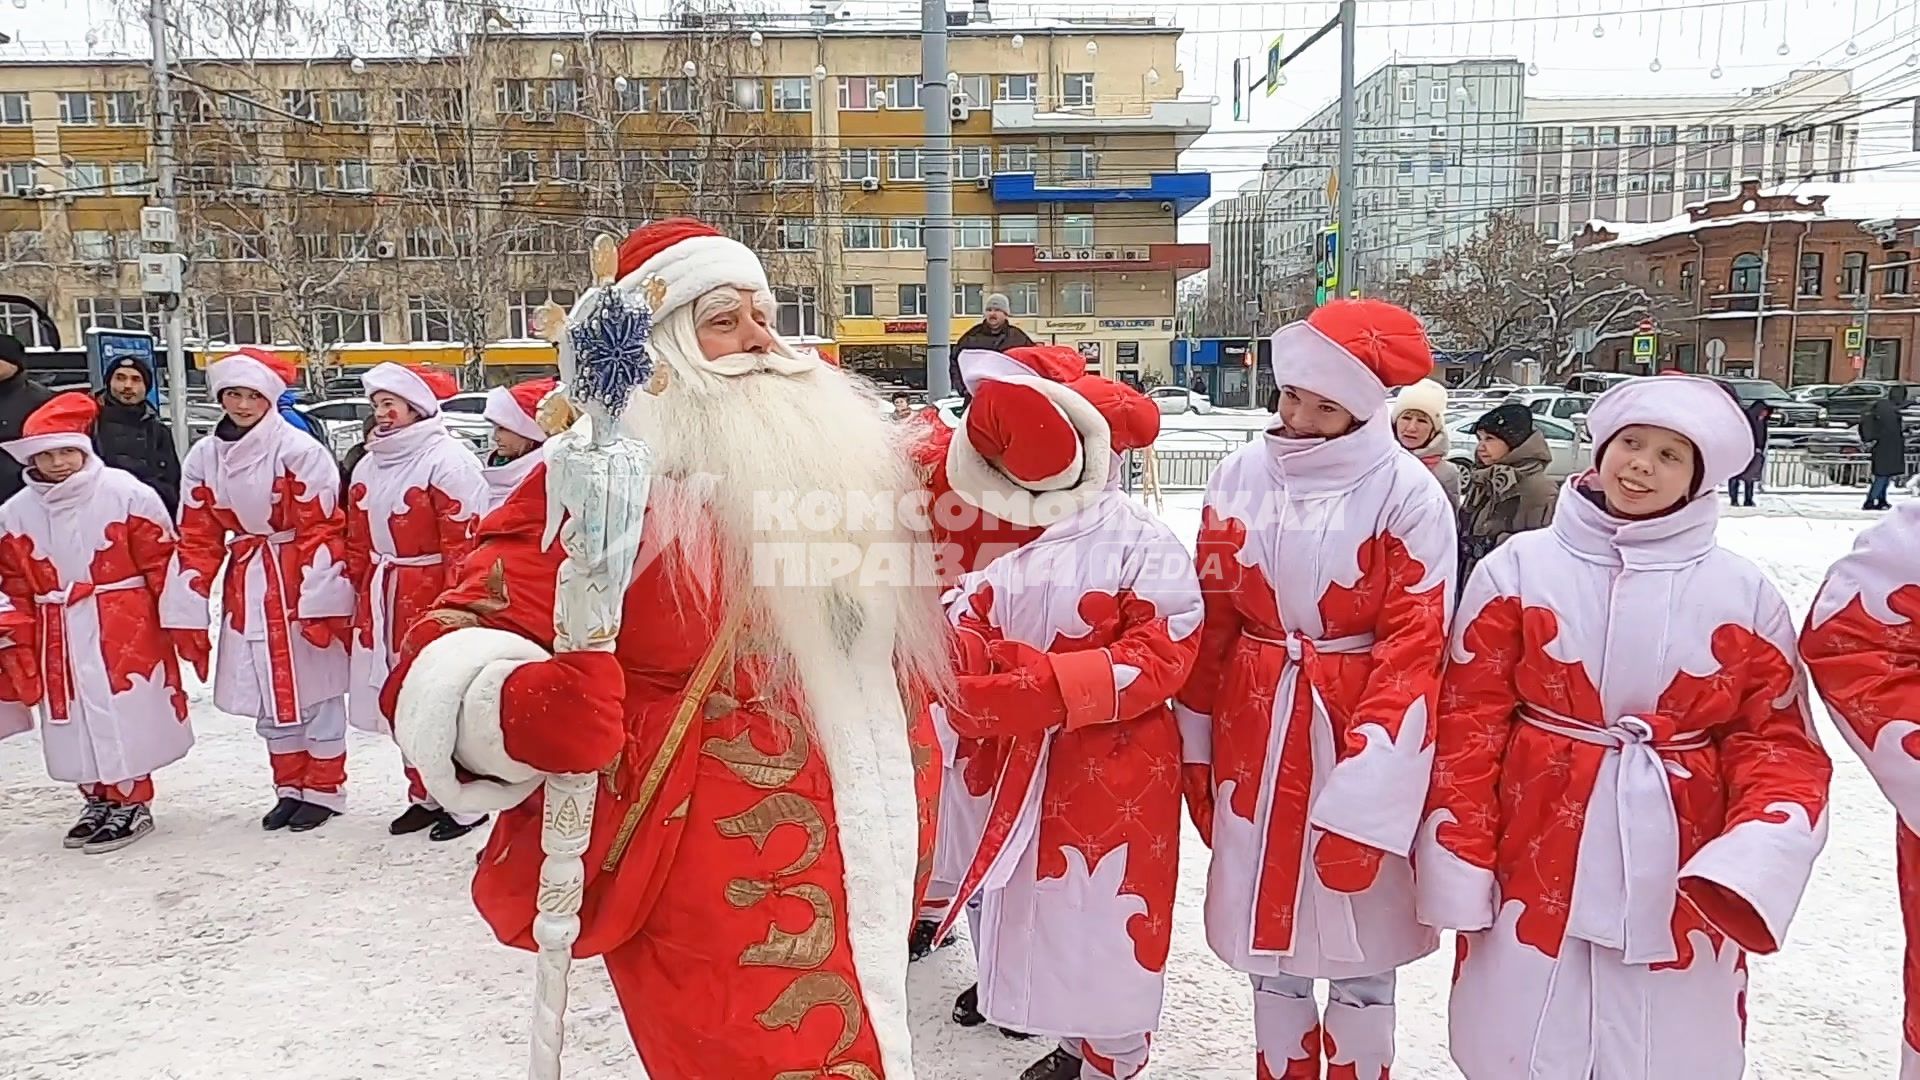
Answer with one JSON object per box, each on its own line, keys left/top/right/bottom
{"left": 619, "top": 323, "right": 953, "bottom": 708}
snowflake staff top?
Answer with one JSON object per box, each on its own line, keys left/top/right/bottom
{"left": 545, "top": 234, "right": 658, "bottom": 447}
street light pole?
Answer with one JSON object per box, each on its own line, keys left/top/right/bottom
{"left": 921, "top": 0, "right": 954, "bottom": 399}
{"left": 1336, "top": 0, "right": 1357, "bottom": 299}
{"left": 149, "top": 0, "right": 189, "bottom": 450}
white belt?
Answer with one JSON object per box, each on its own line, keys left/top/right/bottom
{"left": 367, "top": 551, "right": 444, "bottom": 687}
{"left": 1519, "top": 703, "right": 1709, "bottom": 965}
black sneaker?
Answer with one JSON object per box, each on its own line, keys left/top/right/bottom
{"left": 1018, "top": 1048, "right": 1081, "bottom": 1080}
{"left": 262, "top": 796, "right": 303, "bottom": 831}
{"left": 389, "top": 804, "right": 444, "bottom": 836}
{"left": 65, "top": 797, "right": 112, "bottom": 849}
{"left": 428, "top": 814, "right": 489, "bottom": 842}
{"left": 953, "top": 984, "right": 985, "bottom": 1027}
{"left": 286, "top": 802, "right": 338, "bottom": 832}
{"left": 909, "top": 918, "right": 954, "bottom": 961}
{"left": 82, "top": 804, "right": 154, "bottom": 854}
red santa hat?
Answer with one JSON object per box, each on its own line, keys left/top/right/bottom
{"left": 1585, "top": 374, "right": 1754, "bottom": 495}
{"left": 484, "top": 377, "right": 558, "bottom": 443}
{"left": 5, "top": 391, "right": 99, "bottom": 463}
{"left": 614, "top": 217, "right": 772, "bottom": 325}
{"left": 364, "top": 362, "right": 458, "bottom": 417}
{"left": 208, "top": 346, "right": 298, "bottom": 402}
{"left": 1271, "top": 299, "right": 1434, "bottom": 420}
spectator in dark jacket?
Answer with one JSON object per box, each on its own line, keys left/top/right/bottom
{"left": 340, "top": 412, "right": 379, "bottom": 489}
{"left": 950, "top": 293, "right": 1034, "bottom": 406}
{"left": 1861, "top": 384, "right": 1908, "bottom": 510}
{"left": 1727, "top": 397, "right": 1770, "bottom": 508}
{"left": 91, "top": 354, "right": 182, "bottom": 514}
{"left": 0, "top": 333, "right": 57, "bottom": 504}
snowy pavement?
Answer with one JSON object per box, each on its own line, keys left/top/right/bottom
{"left": 0, "top": 499, "right": 1905, "bottom": 1080}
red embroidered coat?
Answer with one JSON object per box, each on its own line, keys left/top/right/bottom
{"left": 161, "top": 414, "right": 354, "bottom": 724}
{"left": 1416, "top": 483, "right": 1832, "bottom": 1080}
{"left": 0, "top": 457, "right": 190, "bottom": 784}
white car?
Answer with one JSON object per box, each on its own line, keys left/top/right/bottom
{"left": 1446, "top": 412, "right": 1590, "bottom": 481}
{"left": 299, "top": 397, "right": 494, "bottom": 458}
{"left": 1504, "top": 390, "right": 1597, "bottom": 422}
{"left": 1146, "top": 386, "right": 1215, "bottom": 415}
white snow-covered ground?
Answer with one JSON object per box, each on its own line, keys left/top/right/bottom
{"left": 0, "top": 496, "right": 1902, "bottom": 1080}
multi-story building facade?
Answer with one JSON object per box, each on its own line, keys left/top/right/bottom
{"left": 0, "top": 5, "right": 1210, "bottom": 388}
{"left": 1520, "top": 68, "right": 1858, "bottom": 242}
{"left": 1258, "top": 58, "right": 1526, "bottom": 288}
{"left": 1573, "top": 179, "right": 1919, "bottom": 386}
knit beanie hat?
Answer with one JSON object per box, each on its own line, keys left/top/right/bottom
{"left": 1472, "top": 402, "right": 1535, "bottom": 450}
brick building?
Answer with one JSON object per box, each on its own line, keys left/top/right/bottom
{"left": 1573, "top": 179, "right": 1920, "bottom": 386}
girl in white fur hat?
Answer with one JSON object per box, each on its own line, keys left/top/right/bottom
{"left": 1390, "top": 378, "right": 1460, "bottom": 508}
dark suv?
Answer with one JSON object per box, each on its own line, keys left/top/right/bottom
{"left": 1802, "top": 381, "right": 1920, "bottom": 424}
{"left": 1718, "top": 377, "right": 1828, "bottom": 427}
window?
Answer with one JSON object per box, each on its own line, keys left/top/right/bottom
{"left": 889, "top": 218, "right": 923, "bottom": 249}
{"left": 841, "top": 148, "right": 880, "bottom": 183}
{"left": 1685, "top": 124, "right": 1709, "bottom": 144}
{"left": 658, "top": 78, "right": 697, "bottom": 114}
{"left": 554, "top": 150, "right": 587, "bottom": 183}
{"left": 1007, "top": 281, "right": 1039, "bottom": 316}
{"left": 773, "top": 77, "right": 812, "bottom": 112}
{"left": 1790, "top": 339, "right": 1832, "bottom": 387}
{"left": 1398, "top": 83, "right": 1416, "bottom": 104}
{"left": 1570, "top": 173, "right": 1590, "bottom": 194}
{"left": 776, "top": 151, "right": 814, "bottom": 184}
{"left": 3, "top": 231, "right": 42, "bottom": 264}
{"left": 294, "top": 232, "right": 332, "bottom": 260}
{"left": 1430, "top": 83, "right": 1448, "bottom": 103}
{"left": 1429, "top": 123, "right": 1446, "bottom": 139}
{"left": 505, "top": 150, "right": 539, "bottom": 185}
{"left": 395, "top": 89, "right": 465, "bottom": 124}
{"left": 110, "top": 162, "right": 147, "bottom": 195}
{"left": 1594, "top": 126, "right": 1619, "bottom": 147}
{"left": 776, "top": 286, "right": 820, "bottom": 338}
{"left": 1397, "top": 156, "right": 1413, "bottom": 176}
{"left": 505, "top": 223, "right": 561, "bottom": 255}
{"left": 1059, "top": 281, "right": 1094, "bottom": 315}
{"left": 72, "top": 229, "right": 115, "bottom": 262}
{"left": 1060, "top": 213, "right": 1094, "bottom": 248}
{"left": 1711, "top": 125, "right": 1734, "bottom": 144}
{"left": 954, "top": 217, "right": 992, "bottom": 249}
{"left": 729, "top": 78, "right": 761, "bottom": 112}
{"left": 1541, "top": 126, "right": 1563, "bottom": 147}
{"left": 1570, "top": 127, "right": 1593, "bottom": 148}
{"left": 1429, "top": 154, "right": 1446, "bottom": 177}
{"left": 337, "top": 232, "right": 374, "bottom": 260}
{"left": 65, "top": 162, "right": 104, "bottom": 193}
{"left": 1060, "top": 73, "right": 1095, "bottom": 108}
{"left": 665, "top": 148, "right": 696, "bottom": 184}
{"left": 335, "top": 159, "right": 372, "bottom": 191}
{"left": 775, "top": 218, "right": 816, "bottom": 250}
{"left": 216, "top": 231, "right": 264, "bottom": 262}
{"left": 76, "top": 296, "right": 159, "bottom": 336}
{"left": 953, "top": 145, "right": 992, "bottom": 181}
{"left": 897, "top": 284, "right": 927, "bottom": 316}
{"left": 220, "top": 94, "right": 260, "bottom": 124}
{"left": 545, "top": 79, "right": 580, "bottom": 113}
{"left": 406, "top": 227, "right": 464, "bottom": 260}
{"left": 843, "top": 218, "right": 883, "bottom": 250}
{"left": 889, "top": 148, "right": 924, "bottom": 182}
{"left": 283, "top": 88, "right": 319, "bottom": 121}
{"left": 0, "top": 301, "right": 48, "bottom": 345}
{"left": 59, "top": 92, "right": 96, "bottom": 125}
{"left": 1629, "top": 126, "right": 1651, "bottom": 145}
{"left": 1842, "top": 251, "right": 1868, "bottom": 295}
{"left": 1867, "top": 338, "right": 1903, "bottom": 382}
{"left": 291, "top": 160, "right": 328, "bottom": 190}
{"left": 1541, "top": 222, "right": 1560, "bottom": 241}
{"left": 839, "top": 76, "right": 882, "bottom": 111}
{"left": 997, "top": 74, "right": 1038, "bottom": 102}
{"left": 1061, "top": 145, "right": 1096, "bottom": 181}
{"left": 507, "top": 290, "right": 576, "bottom": 338}
{"left": 1729, "top": 252, "right": 1763, "bottom": 295}
{"left": 0, "top": 93, "right": 28, "bottom": 125}
{"left": 104, "top": 91, "right": 144, "bottom": 125}
{"left": 998, "top": 215, "right": 1038, "bottom": 245}
{"left": 328, "top": 90, "right": 368, "bottom": 124}
{"left": 201, "top": 294, "right": 274, "bottom": 345}
{"left": 1888, "top": 252, "right": 1912, "bottom": 295}
{"left": 1624, "top": 173, "right": 1646, "bottom": 193}
{"left": 953, "top": 283, "right": 984, "bottom": 316}
{"left": 732, "top": 152, "right": 764, "bottom": 184}
{"left": 1680, "top": 261, "right": 1696, "bottom": 294}
{"left": 956, "top": 75, "right": 991, "bottom": 107}
{"left": 1708, "top": 170, "right": 1731, "bottom": 190}
{"left": 1798, "top": 252, "right": 1824, "bottom": 297}
{"left": 1685, "top": 171, "right": 1706, "bottom": 192}
{"left": 1520, "top": 175, "right": 1536, "bottom": 196}
{"left": 886, "top": 76, "right": 920, "bottom": 111}
{"left": 1595, "top": 175, "right": 1617, "bottom": 195}
{"left": 1654, "top": 126, "right": 1676, "bottom": 145}
{"left": 407, "top": 296, "right": 452, "bottom": 342}
{"left": 313, "top": 298, "right": 383, "bottom": 345}
{"left": 999, "top": 144, "right": 1036, "bottom": 173}
{"left": 1744, "top": 125, "right": 1766, "bottom": 144}
{"left": 842, "top": 284, "right": 874, "bottom": 318}
{"left": 1652, "top": 172, "right": 1674, "bottom": 193}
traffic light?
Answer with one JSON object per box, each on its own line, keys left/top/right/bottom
{"left": 1313, "top": 226, "right": 1339, "bottom": 306}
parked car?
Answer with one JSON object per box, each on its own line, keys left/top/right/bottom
{"left": 1794, "top": 380, "right": 1920, "bottom": 424}
{"left": 1791, "top": 383, "right": 1843, "bottom": 403}
{"left": 1504, "top": 390, "right": 1597, "bottom": 422}
{"left": 1714, "top": 377, "right": 1826, "bottom": 427}
{"left": 1446, "top": 412, "right": 1590, "bottom": 481}
{"left": 1565, "top": 372, "right": 1637, "bottom": 394}
{"left": 1146, "top": 385, "right": 1214, "bottom": 415}
{"left": 440, "top": 391, "right": 490, "bottom": 415}
{"left": 298, "top": 397, "right": 493, "bottom": 458}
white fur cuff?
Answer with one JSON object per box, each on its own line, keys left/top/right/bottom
{"left": 394, "top": 627, "right": 553, "bottom": 815}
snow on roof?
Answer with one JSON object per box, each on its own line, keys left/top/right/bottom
{"left": 1577, "top": 181, "right": 1920, "bottom": 252}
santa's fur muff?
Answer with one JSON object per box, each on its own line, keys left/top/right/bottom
{"left": 1583, "top": 374, "right": 1754, "bottom": 498}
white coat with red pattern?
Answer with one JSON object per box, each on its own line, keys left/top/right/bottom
{"left": 344, "top": 416, "right": 487, "bottom": 733}
{"left": 1801, "top": 499, "right": 1920, "bottom": 1080}
{"left": 939, "top": 487, "right": 1203, "bottom": 1042}
{"left": 0, "top": 457, "right": 191, "bottom": 785}
{"left": 1417, "top": 480, "right": 1832, "bottom": 1080}
{"left": 1177, "top": 411, "right": 1453, "bottom": 985}
{"left": 161, "top": 413, "right": 354, "bottom": 724}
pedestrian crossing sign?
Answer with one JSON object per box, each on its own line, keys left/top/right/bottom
{"left": 1632, "top": 334, "right": 1655, "bottom": 360}
{"left": 1845, "top": 326, "right": 1864, "bottom": 351}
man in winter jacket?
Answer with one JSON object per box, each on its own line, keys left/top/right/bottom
{"left": 1861, "top": 384, "right": 1907, "bottom": 510}
{"left": 1458, "top": 401, "right": 1556, "bottom": 584}
{"left": 950, "top": 293, "right": 1034, "bottom": 406}
{"left": 90, "top": 354, "right": 181, "bottom": 514}
{"left": 0, "top": 333, "right": 57, "bottom": 505}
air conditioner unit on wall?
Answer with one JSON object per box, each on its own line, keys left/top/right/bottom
{"left": 951, "top": 102, "right": 970, "bottom": 123}
{"left": 975, "top": 176, "right": 991, "bottom": 190}
{"left": 374, "top": 240, "right": 397, "bottom": 259}
{"left": 861, "top": 176, "right": 881, "bottom": 192}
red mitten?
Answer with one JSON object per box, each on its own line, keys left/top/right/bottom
{"left": 948, "top": 643, "right": 1068, "bottom": 740}
{"left": 299, "top": 616, "right": 351, "bottom": 650}
{"left": 1313, "top": 831, "right": 1387, "bottom": 894}
{"left": 169, "top": 629, "right": 211, "bottom": 681}
{"left": 952, "top": 624, "right": 994, "bottom": 677}
{"left": 0, "top": 646, "right": 41, "bottom": 706}
{"left": 1182, "top": 763, "right": 1215, "bottom": 846}
{"left": 497, "top": 651, "right": 628, "bottom": 774}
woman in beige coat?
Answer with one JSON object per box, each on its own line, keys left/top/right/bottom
{"left": 1391, "top": 378, "right": 1461, "bottom": 507}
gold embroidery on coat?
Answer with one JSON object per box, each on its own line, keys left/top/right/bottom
{"left": 774, "top": 1065, "right": 881, "bottom": 1080}
{"left": 715, "top": 792, "right": 826, "bottom": 877}
{"left": 737, "top": 884, "right": 835, "bottom": 970}
{"left": 756, "top": 972, "right": 862, "bottom": 1060}
{"left": 702, "top": 705, "right": 810, "bottom": 789}
{"left": 423, "top": 560, "right": 511, "bottom": 630}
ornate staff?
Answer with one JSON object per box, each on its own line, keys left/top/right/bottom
{"left": 527, "top": 235, "right": 656, "bottom": 1080}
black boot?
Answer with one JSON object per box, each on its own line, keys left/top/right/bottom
{"left": 909, "top": 918, "right": 953, "bottom": 961}
{"left": 429, "top": 814, "right": 489, "bottom": 842}
{"left": 389, "top": 804, "right": 443, "bottom": 836}
{"left": 286, "top": 802, "right": 338, "bottom": 832}
{"left": 82, "top": 804, "right": 155, "bottom": 854}
{"left": 65, "top": 797, "right": 112, "bottom": 849}
{"left": 1018, "top": 1047, "right": 1081, "bottom": 1080}
{"left": 953, "top": 984, "right": 985, "bottom": 1027}
{"left": 261, "top": 796, "right": 303, "bottom": 831}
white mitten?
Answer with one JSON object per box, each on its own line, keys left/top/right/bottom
{"left": 394, "top": 627, "right": 553, "bottom": 815}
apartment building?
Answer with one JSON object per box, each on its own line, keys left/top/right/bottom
{"left": 0, "top": 5, "right": 1210, "bottom": 389}
{"left": 1572, "top": 179, "right": 1919, "bottom": 385}
{"left": 1520, "top": 68, "right": 1859, "bottom": 242}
